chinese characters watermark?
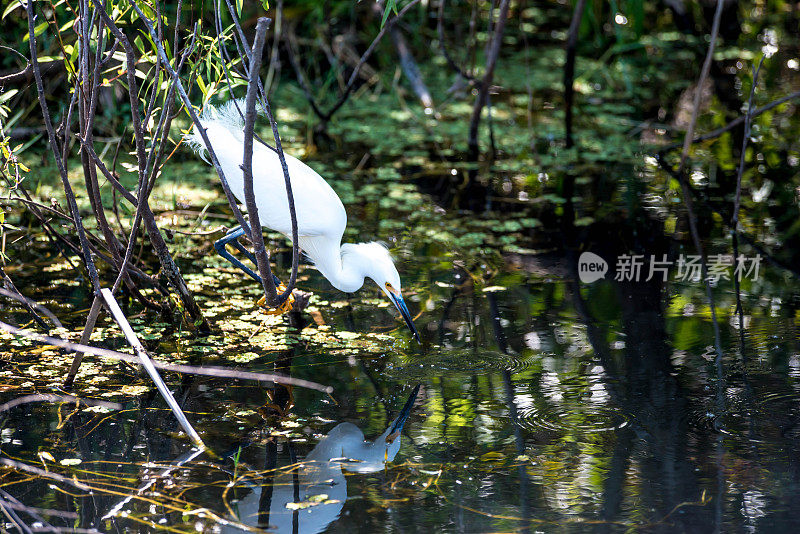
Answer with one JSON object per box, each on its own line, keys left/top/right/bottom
{"left": 578, "top": 252, "right": 762, "bottom": 284}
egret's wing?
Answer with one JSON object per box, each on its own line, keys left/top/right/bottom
{"left": 193, "top": 106, "right": 347, "bottom": 239}
{"left": 247, "top": 147, "right": 346, "bottom": 237}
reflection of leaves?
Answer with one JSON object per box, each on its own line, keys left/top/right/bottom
{"left": 480, "top": 451, "right": 506, "bottom": 463}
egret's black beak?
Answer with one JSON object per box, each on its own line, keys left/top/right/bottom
{"left": 388, "top": 291, "right": 421, "bottom": 343}
{"left": 388, "top": 384, "right": 420, "bottom": 440}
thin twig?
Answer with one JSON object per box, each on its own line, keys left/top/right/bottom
{"left": 111, "top": 25, "right": 199, "bottom": 297}
{"left": 564, "top": 0, "right": 587, "bottom": 149}
{"left": 678, "top": 0, "right": 725, "bottom": 172}
{"left": 25, "top": 0, "right": 100, "bottom": 293}
{"left": 374, "top": 0, "right": 433, "bottom": 111}
{"left": 660, "top": 88, "right": 800, "bottom": 153}
{"left": 671, "top": 0, "right": 726, "bottom": 369}
{"left": 283, "top": 0, "right": 421, "bottom": 124}
{"left": 127, "top": 0, "right": 249, "bottom": 238}
{"left": 264, "top": 0, "right": 283, "bottom": 95}
{"left": 731, "top": 55, "right": 764, "bottom": 362}
{"left": 91, "top": 0, "right": 211, "bottom": 332}
{"left": 467, "top": 0, "right": 511, "bottom": 160}
{"left": 437, "top": 0, "right": 475, "bottom": 81}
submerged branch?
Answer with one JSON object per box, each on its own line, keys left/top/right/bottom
{"left": 0, "top": 394, "right": 121, "bottom": 413}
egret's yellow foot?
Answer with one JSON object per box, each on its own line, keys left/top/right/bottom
{"left": 257, "top": 284, "right": 296, "bottom": 315}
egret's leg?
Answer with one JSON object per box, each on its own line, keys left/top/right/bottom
{"left": 214, "top": 227, "right": 262, "bottom": 283}
{"left": 214, "top": 226, "right": 283, "bottom": 286}
{"left": 228, "top": 234, "right": 258, "bottom": 266}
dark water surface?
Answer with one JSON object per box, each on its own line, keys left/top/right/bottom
{"left": 2, "top": 180, "right": 800, "bottom": 533}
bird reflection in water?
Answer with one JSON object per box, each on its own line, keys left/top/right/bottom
{"left": 224, "top": 385, "right": 419, "bottom": 533}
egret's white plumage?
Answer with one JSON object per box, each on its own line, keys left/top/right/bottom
{"left": 187, "top": 101, "right": 345, "bottom": 240}
{"left": 188, "top": 101, "right": 419, "bottom": 339}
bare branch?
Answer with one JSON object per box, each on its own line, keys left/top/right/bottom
{"left": 0, "top": 269, "right": 62, "bottom": 329}
{"left": 0, "top": 394, "right": 121, "bottom": 413}
{"left": 242, "top": 18, "right": 281, "bottom": 305}
{"left": 24, "top": 0, "right": 101, "bottom": 292}
{"left": 467, "top": 0, "right": 511, "bottom": 160}
{"left": 92, "top": 0, "right": 211, "bottom": 332}
{"left": 678, "top": 0, "right": 725, "bottom": 172}
{"left": 100, "top": 288, "right": 205, "bottom": 449}
{"left": 564, "top": 0, "right": 587, "bottom": 149}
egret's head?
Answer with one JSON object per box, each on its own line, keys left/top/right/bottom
{"left": 343, "top": 242, "right": 420, "bottom": 343}
{"left": 343, "top": 385, "right": 420, "bottom": 473}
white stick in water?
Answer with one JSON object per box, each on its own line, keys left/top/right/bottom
{"left": 100, "top": 288, "right": 205, "bottom": 449}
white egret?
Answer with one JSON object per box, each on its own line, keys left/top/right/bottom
{"left": 188, "top": 100, "right": 419, "bottom": 341}
{"left": 222, "top": 385, "right": 419, "bottom": 533}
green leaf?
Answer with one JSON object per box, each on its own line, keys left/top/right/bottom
{"left": 381, "top": 0, "right": 398, "bottom": 28}
{"left": 0, "top": 90, "right": 18, "bottom": 106}
{"left": 134, "top": 2, "right": 155, "bottom": 20}
{"left": 236, "top": 0, "right": 243, "bottom": 17}
{"left": 69, "top": 41, "right": 79, "bottom": 62}
{"left": 2, "top": 1, "right": 21, "bottom": 20}
{"left": 261, "top": 0, "right": 269, "bottom": 10}
{"left": 23, "top": 21, "right": 49, "bottom": 42}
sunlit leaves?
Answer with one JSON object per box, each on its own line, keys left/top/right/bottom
{"left": 1, "top": 1, "right": 22, "bottom": 20}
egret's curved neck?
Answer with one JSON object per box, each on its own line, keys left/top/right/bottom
{"left": 301, "top": 237, "right": 366, "bottom": 293}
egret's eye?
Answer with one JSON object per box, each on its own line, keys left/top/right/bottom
{"left": 385, "top": 282, "right": 395, "bottom": 293}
